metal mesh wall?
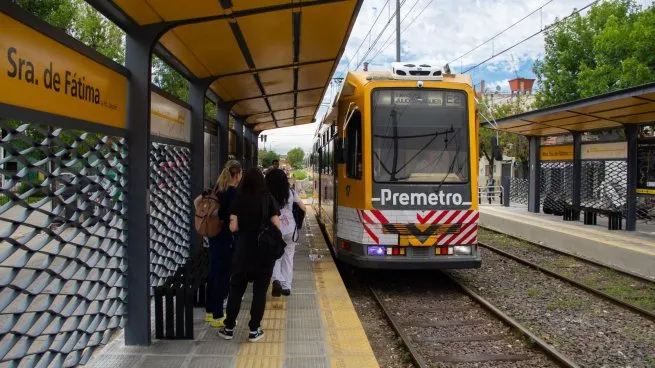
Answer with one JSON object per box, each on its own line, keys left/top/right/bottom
{"left": 149, "top": 142, "right": 191, "bottom": 288}
{"left": 581, "top": 160, "right": 626, "bottom": 209}
{"left": 0, "top": 119, "right": 127, "bottom": 367}
{"left": 509, "top": 177, "right": 529, "bottom": 205}
{"left": 540, "top": 161, "right": 573, "bottom": 214}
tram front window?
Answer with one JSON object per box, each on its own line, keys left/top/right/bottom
{"left": 372, "top": 89, "right": 469, "bottom": 183}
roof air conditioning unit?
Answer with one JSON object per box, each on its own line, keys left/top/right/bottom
{"left": 390, "top": 62, "right": 443, "bottom": 80}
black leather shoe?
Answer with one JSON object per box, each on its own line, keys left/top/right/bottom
{"left": 272, "top": 280, "right": 282, "bottom": 297}
{"left": 281, "top": 289, "right": 291, "bottom": 296}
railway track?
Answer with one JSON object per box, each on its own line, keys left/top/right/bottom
{"left": 478, "top": 241, "right": 655, "bottom": 323}
{"left": 367, "top": 271, "right": 578, "bottom": 368}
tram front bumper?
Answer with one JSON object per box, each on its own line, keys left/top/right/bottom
{"left": 335, "top": 248, "right": 482, "bottom": 270}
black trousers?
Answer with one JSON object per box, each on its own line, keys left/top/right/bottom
{"left": 224, "top": 271, "right": 272, "bottom": 331}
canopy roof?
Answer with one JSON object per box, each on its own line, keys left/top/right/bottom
{"left": 484, "top": 82, "right": 655, "bottom": 136}
{"left": 95, "top": 0, "right": 362, "bottom": 132}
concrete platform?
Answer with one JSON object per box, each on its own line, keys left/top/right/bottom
{"left": 480, "top": 205, "right": 655, "bottom": 281}
{"left": 83, "top": 210, "right": 378, "bottom": 368}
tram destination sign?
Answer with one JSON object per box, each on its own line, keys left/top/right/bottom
{"left": 637, "top": 139, "right": 655, "bottom": 195}
{"left": 0, "top": 12, "right": 126, "bottom": 128}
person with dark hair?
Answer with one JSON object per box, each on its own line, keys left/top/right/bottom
{"left": 265, "top": 169, "right": 306, "bottom": 296}
{"left": 205, "top": 160, "right": 242, "bottom": 328}
{"left": 218, "top": 168, "right": 281, "bottom": 342}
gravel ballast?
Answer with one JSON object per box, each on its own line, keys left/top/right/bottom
{"left": 369, "top": 272, "right": 557, "bottom": 368}
{"left": 450, "top": 248, "right": 655, "bottom": 367}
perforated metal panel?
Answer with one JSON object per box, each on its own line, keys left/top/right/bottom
{"left": 509, "top": 178, "right": 529, "bottom": 205}
{"left": 149, "top": 142, "right": 192, "bottom": 288}
{"left": 540, "top": 161, "right": 573, "bottom": 213}
{"left": 0, "top": 118, "right": 127, "bottom": 367}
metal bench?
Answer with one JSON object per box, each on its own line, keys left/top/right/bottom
{"left": 563, "top": 204, "right": 622, "bottom": 230}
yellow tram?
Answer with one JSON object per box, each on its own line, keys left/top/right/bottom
{"left": 312, "top": 63, "right": 481, "bottom": 269}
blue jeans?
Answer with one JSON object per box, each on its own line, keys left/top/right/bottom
{"left": 206, "top": 236, "right": 233, "bottom": 319}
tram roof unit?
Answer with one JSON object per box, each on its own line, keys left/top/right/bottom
{"left": 94, "top": 0, "right": 364, "bottom": 132}
{"left": 314, "top": 63, "right": 474, "bottom": 138}
{"left": 482, "top": 81, "right": 655, "bottom": 136}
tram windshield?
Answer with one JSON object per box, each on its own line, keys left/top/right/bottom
{"left": 371, "top": 88, "right": 469, "bottom": 183}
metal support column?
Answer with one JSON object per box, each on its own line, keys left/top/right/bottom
{"left": 124, "top": 28, "right": 160, "bottom": 346}
{"left": 626, "top": 125, "right": 638, "bottom": 231}
{"left": 243, "top": 127, "right": 251, "bottom": 170}
{"left": 216, "top": 103, "right": 229, "bottom": 171}
{"left": 234, "top": 118, "right": 244, "bottom": 164}
{"left": 572, "top": 132, "right": 582, "bottom": 219}
{"left": 189, "top": 81, "right": 209, "bottom": 253}
{"left": 253, "top": 131, "right": 260, "bottom": 168}
{"left": 528, "top": 136, "right": 541, "bottom": 213}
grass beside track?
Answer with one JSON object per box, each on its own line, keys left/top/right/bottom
{"left": 479, "top": 228, "right": 655, "bottom": 313}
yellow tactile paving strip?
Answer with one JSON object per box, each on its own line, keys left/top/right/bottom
{"left": 232, "top": 212, "right": 379, "bottom": 367}
{"left": 311, "top": 233, "right": 380, "bottom": 367}
{"left": 234, "top": 295, "right": 287, "bottom": 367}
{"left": 482, "top": 206, "right": 655, "bottom": 256}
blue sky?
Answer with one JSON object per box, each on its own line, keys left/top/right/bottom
{"left": 262, "top": 0, "right": 652, "bottom": 155}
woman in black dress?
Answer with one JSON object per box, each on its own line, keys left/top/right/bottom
{"left": 218, "top": 168, "right": 281, "bottom": 342}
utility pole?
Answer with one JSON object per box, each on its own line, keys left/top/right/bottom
{"left": 396, "top": 0, "right": 401, "bottom": 62}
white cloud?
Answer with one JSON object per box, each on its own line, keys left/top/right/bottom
{"left": 261, "top": 0, "right": 651, "bottom": 152}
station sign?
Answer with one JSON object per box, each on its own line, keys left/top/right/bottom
{"left": 540, "top": 145, "right": 573, "bottom": 161}
{"left": 541, "top": 142, "right": 627, "bottom": 161}
{"left": 637, "top": 140, "right": 655, "bottom": 195}
{"left": 151, "top": 91, "right": 190, "bottom": 143}
{"left": 582, "top": 142, "right": 627, "bottom": 160}
{"left": 0, "top": 12, "right": 127, "bottom": 128}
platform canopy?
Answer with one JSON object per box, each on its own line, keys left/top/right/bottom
{"left": 94, "top": 0, "right": 362, "bottom": 132}
{"left": 484, "top": 82, "right": 655, "bottom": 136}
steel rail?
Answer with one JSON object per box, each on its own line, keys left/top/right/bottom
{"left": 478, "top": 241, "right": 655, "bottom": 322}
{"left": 445, "top": 274, "right": 580, "bottom": 368}
{"left": 479, "top": 226, "right": 655, "bottom": 284}
{"left": 368, "top": 286, "right": 429, "bottom": 368}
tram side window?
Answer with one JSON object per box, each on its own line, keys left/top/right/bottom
{"left": 346, "top": 111, "right": 362, "bottom": 179}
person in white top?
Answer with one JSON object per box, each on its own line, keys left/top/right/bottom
{"left": 265, "top": 169, "right": 306, "bottom": 296}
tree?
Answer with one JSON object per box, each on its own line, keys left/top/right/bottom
{"left": 12, "top": 0, "right": 77, "bottom": 32}
{"left": 152, "top": 56, "right": 189, "bottom": 102}
{"left": 533, "top": 0, "right": 655, "bottom": 108}
{"left": 259, "top": 150, "right": 280, "bottom": 168}
{"left": 72, "top": 0, "right": 125, "bottom": 64}
{"left": 478, "top": 95, "right": 530, "bottom": 176}
{"left": 286, "top": 147, "right": 305, "bottom": 169}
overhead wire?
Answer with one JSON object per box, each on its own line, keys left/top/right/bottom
{"left": 353, "top": 0, "right": 408, "bottom": 71}
{"left": 343, "top": 0, "right": 391, "bottom": 71}
{"left": 369, "top": 0, "right": 433, "bottom": 63}
{"left": 462, "top": 0, "right": 599, "bottom": 73}
{"left": 447, "top": 0, "right": 554, "bottom": 67}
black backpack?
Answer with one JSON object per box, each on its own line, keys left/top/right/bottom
{"left": 291, "top": 189, "right": 306, "bottom": 242}
{"left": 258, "top": 195, "right": 286, "bottom": 261}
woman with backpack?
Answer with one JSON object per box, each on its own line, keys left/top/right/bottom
{"left": 265, "top": 169, "right": 306, "bottom": 296}
{"left": 218, "top": 168, "right": 282, "bottom": 342}
{"left": 205, "top": 160, "right": 242, "bottom": 328}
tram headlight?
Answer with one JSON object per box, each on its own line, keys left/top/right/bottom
{"left": 367, "top": 246, "right": 386, "bottom": 256}
{"left": 453, "top": 246, "right": 472, "bottom": 255}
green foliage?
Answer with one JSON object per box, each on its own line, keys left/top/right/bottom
{"left": 72, "top": 0, "right": 125, "bottom": 64}
{"left": 534, "top": 0, "right": 655, "bottom": 108}
{"left": 204, "top": 99, "right": 215, "bottom": 119}
{"left": 292, "top": 169, "right": 307, "bottom": 180}
{"left": 478, "top": 95, "right": 530, "bottom": 174}
{"left": 286, "top": 147, "right": 305, "bottom": 169}
{"left": 12, "top": 0, "right": 77, "bottom": 32}
{"left": 259, "top": 150, "right": 280, "bottom": 168}
{"left": 152, "top": 56, "right": 189, "bottom": 102}
{"left": 12, "top": 0, "right": 124, "bottom": 64}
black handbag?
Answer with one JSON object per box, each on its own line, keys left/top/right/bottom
{"left": 258, "top": 195, "right": 286, "bottom": 261}
{"left": 291, "top": 189, "right": 306, "bottom": 242}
